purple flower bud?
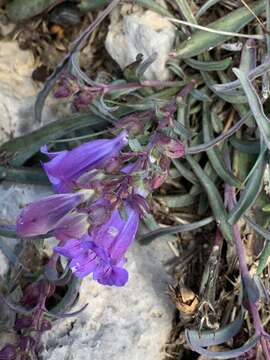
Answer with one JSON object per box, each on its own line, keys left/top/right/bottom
{"left": 15, "top": 316, "right": 33, "bottom": 330}
{"left": 155, "top": 133, "right": 185, "bottom": 159}
{"left": 54, "top": 203, "right": 139, "bottom": 286}
{"left": 54, "top": 74, "right": 78, "bottom": 98}
{"left": 73, "top": 91, "right": 95, "bottom": 110}
{"left": 115, "top": 112, "right": 148, "bottom": 135}
{"left": 104, "top": 157, "right": 122, "bottom": 173}
{"left": 0, "top": 345, "right": 16, "bottom": 360}
{"left": 127, "top": 194, "right": 149, "bottom": 216}
{"left": 41, "top": 131, "right": 128, "bottom": 193}
{"left": 16, "top": 193, "right": 86, "bottom": 237}
{"left": 150, "top": 156, "right": 171, "bottom": 189}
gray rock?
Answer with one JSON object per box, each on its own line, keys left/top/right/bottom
{"left": 105, "top": 9, "right": 175, "bottom": 81}
{"left": 42, "top": 240, "right": 174, "bottom": 360}
{"left": 0, "top": 183, "right": 52, "bottom": 276}
{"left": 0, "top": 41, "right": 64, "bottom": 146}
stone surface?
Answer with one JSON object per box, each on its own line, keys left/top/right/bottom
{"left": 0, "top": 41, "right": 64, "bottom": 146}
{"left": 105, "top": 9, "right": 175, "bottom": 81}
{"left": 0, "top": 183, "right": 52, "bottom": 276}
{"left": 42, "top": 240, "right": 174, "bottom": 360}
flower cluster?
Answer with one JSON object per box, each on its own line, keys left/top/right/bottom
{"left": 16, "top": 113, "right": 185, "bottom": 286}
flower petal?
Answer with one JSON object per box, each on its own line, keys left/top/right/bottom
{"left": 16, "top": 193, "right": 83, "bottom": 237}
{"left": 108, "top": 205, "right": 139, "bottom": 262}
{"left": 97, "top": 266, "right": 128, "bottom": 287}
{"left": 42, "top": 131, "right": 128, "bottom": 193}
{"left": 54, "top": 212, "right": 89, "bottom": 241}
{"left": 93, "top": 208, "right": 126, "bottom": 250}
{"left": 54, "top": 239, "right": 82, "bottom": 258}
{"left": 69, "top": 251, "right": 99, "bottom": 278}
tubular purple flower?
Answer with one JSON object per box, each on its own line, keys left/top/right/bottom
{"left": 93, "top": 204, "right": 139, "bottom": 262}
{"left": 53, "top": 212, "right": 90, "bottom": 241}
{"left": 16, "top": 192, "right": 87, "bottom": 237}
{"left": 41, "top": 131, "right": 128, "bottom": 193}
{"left": 54, "top": 203, "right": 139, "bottom": 286}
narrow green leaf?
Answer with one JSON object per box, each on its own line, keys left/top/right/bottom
{"left": 186, "top": 155, "right": 233, "bottom": 243}
{"left": 203, "top": 102, "right": 242, "bottom": 187}
{"left": 186, "top": 332, "right": 259, "bottom": 359}
{"left": 195, "top": 0, "right": 220, "bottom": 18}
{"left": 239, "top": 39, "right": 256, "bottom": 73}
{"left": 135, "top": 0, "right": 172, "bottom": 17}
{"left": 213, "top": 57, "right": 270, "bottom": 94}
{"left": 0, "top": 238, "right": 21, "bottom": 267}
{"left": 253, "top": 275, "right": 269, "bottom": 302}
{"left": 172, "top": 159, "right": 199, "bottom": 185}
{"left": 244, "top": 216, "right": 270, "bottom": 274}
{"left": 186, "top": 311, "right": 243, "bottom": 347}
{"left": 245, "top": 216, "right": 270, "bottom": 241}
{"left": 228, "top": 151, "right": 267, "bottom": 225}
{"left": 175, "top": 0, "right": 197, "bottom": 26}
{"left": 0, "top": 113, "right": 106, "bottom": 167}
{"left": 175, "top": 0, "right": 265, "bottom": 58}
{"left": 185, "top": 57, "right": 232, "bottom": 71}
{"left": 45, "top": 303, "right": 88, "bottom": 319}
{"left": 155, "top": 188, "right": 201, "bottom": 209}
{"left": 191, "top": 88, "right": 210, "bottom": 101}
{"left": 0, "top": 224, "right": 52, "bottom": 240}
{"left": 232, "top": 68, "right": 270, "bottom": 150}
{"left": 230, "top": 137, "right": 260, "bottom": 154}
{"left": 187, "top": 112, "right": 251, "bottom": 154}
{"left": 0, "top": 295, "right": 35, "bottom": 315}
{"left": 49, "top": 275, "right": 81, "bottom": 315}
{"left": 0, "top": 166, "right": 49, "bottom": 185}
{"left": 201, "top": 71, "right": 247, "bottom": 104}
{"left": 242, "top": 275, "right": 260, "bottom": 304}
{"left": 138, "top": 217, "right": 213, "bottom": 245}
{"left": 258, "top": 242, "right": 270, "bottom": 274}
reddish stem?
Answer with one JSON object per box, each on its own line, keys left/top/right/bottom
{"left": 227, "top": 185, "right": 270, "bottom": 359}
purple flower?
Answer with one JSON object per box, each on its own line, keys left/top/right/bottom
{"left": 16, "top": 192, "right": 87, "bottom": 237}
{"left": 53, "top": 212, "right": 89, "bottom": 241}
{"left": 41, "top": 131, "right": 128, "bottom": 193}
{"left": 54, "top": 204, "right": 139, "bottom": 286}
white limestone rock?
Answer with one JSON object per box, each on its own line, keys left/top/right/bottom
{"left": 42, "top": 240, "right": 174, "bottom": 360}
{"left": 105, "top": 9, "right": 175, "bottom": 81}
{"left": 0, "top": 183, "right": 52, "bottom": 276}
{"left": 0, "top": 41, "right": 64, "bottom": 146}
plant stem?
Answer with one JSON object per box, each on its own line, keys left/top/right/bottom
{"left": 227, "top": 185, "right": 270, "bottom": 359}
